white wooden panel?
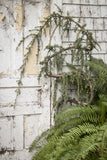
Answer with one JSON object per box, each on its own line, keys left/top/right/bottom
{"left": 0, "top": 117, "right": 13, "bottom": 150}
{"left": 0, "top": 0, "right": 51, "bottom": 159}
{"left": 24, "top": 2, "right": 42, "bottom": 32}
{"left": 24, "top": 115, "right": 42, "bottom": 148}
{"left": 0, "top": 88, "right": 16, "bottom": 105}
{"left": 23, "top": 1, "right": 49, "bottom": 49}
{"left": 0, "top": 76, "right": 41, "bottom": 88}
{"left": 0, "top": 0, "right": 23, "bottom": 76}
{"left": 0, "top": 105, "right": 42, "bottom": 117}
{"left": 0, "top": 29, "right": 11, "bottom": 74}
{"left": 0, "top": 87, "right": 42, "bottom": 106}
{"left": 0, "top": 149, "right": 33, "bottom": 160}
{"left": 13, "top": 116, "right": 23, "bottom": 150}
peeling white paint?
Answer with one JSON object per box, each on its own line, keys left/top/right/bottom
{"left": 0, "top": 12, "right": 5, "bottom": 22}
{"left": 0, "top": 0, "right": 50, "bottom": 159}
{"left": 25, "top": 44, "right": 41, "bottom": 75}
{"left": 14, "top": 3, "right": 23, "bottom": 32}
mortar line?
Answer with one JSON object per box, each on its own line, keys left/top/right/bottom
{"left": 62, "top": 3, "right": 107, "bottom": 6}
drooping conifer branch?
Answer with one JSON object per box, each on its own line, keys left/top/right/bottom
{"left": 14, "top": 7, "right": 99, "bottom": 108}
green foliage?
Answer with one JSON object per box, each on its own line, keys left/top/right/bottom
{"left": 15, "top": 6, "right": 100, "bottom": 107}
{"left": 86, "top": 57, "right": 107, "bottom": 96}
{"left": 30, "top": 56, "right": 107, "bottom": 159}
{"left": 30, "top": 95, "right": 107, "bottom": 160}
{"left": 15, "top": 5, "right": 107, "bottom": 160}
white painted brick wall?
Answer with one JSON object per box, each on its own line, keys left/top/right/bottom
{"left": 102, "top": 31, "right": 107, "bottom": 41}
{"left": 80, "top": 18, "right": 94, "bottom": 30}
{"left": 63, "top": 0, "right": 107, "bottom": 63}
{"left": 63, "top": 5, "right": 81, "bottom": 17}
{"left": 101, "top": 6, "right": 107, "bottom": 17}
{"left": 0, "top": 0, "right": 107, "bottom": 160}
{"left": 94, "top": 18, "right": 104, "bottom": 30}
{"left": 98, "top": 0, "right": 106, "bottom": 5}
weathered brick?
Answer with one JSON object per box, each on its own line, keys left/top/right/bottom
{"left": 83, "top": 18, "right": 94, "bottom": 30}
{"left": 104, "top": 54, "right": 107, "bottom": 63}
{"left": 89, "top": 0, "right": 97, "bottom": 4}
{"left": 95, "top": 31, "right": 102, "bottom": 41}
{"left": 97, "top": 0, "right": 106, "bottom": 5}
{"left": 62, "top": 30, "right": 77, "bottom": 42}
{"left": 106, "top": 43, "right": 107, "bottom": 52}
{"left": 102, "top": 31, "right": 107, "bottom": 41}
{"left": 101, "top": 6, "right": 107, "bottom": 17}
{"left": 91, "top": 6, "right": 101, "bottom": 17}
{"left": 104, "top": 18, "right": 107, "bottom": 29}
{"left": 99, "top": 43, "right": 106, "bottom": 53}
{"left": 91, "top": 31, "right": 96, "bottom": 39}
{"left": 81, "top": 6, "right": 101, "bottom": 17}
{"left": 94, "top": 18, "right": 104, "bottom": 30}
{"left": 63, "top": 5, "right": 81, "bottom": 17}
{"left": 63, "top": 0, "right": 81, "bottom": 4}
{"left": 92, "top": 43, "right": 106, "bottom": 54}
{"left": 81, "top": 6, "right": 92, "bottom": 17}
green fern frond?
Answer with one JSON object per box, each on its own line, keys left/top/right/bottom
{"left": 29, "top": 130, "right": 49, "bottom": 152}
{"left": 85, "top": 57, "right": 107, "bottom": 95}
{"left": 55, "top": 105, "right": 99, "bottom": 127}
{"left": 76, "top": 133, "right": 100, "bottom": 160}
{"left": 56, "top": 123, "right": 99, "bottom": 150}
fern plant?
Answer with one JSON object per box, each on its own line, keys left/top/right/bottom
{"left": 30, "top": 94, "right": 107, "bottom": 160}
{"left": 86, "top": 57, "right": 107, "bottom": 100}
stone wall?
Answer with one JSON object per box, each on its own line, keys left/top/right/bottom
{"left": 0, "top": 0, "right": 107, "bottom": 159}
